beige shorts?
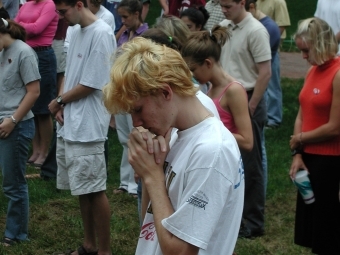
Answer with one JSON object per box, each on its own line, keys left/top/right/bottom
{"left": 56, "top": 138, "right": 107, "bottom": 196}
{"left": 52, "top": 39, "right": 66, "bottom": 73}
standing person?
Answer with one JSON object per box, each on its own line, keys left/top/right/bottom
{"left": 180, "top": 6, "right": 210, "bottom": 31}
{"left": 113, "top": 0, "right": 148, "bottom": 197}
{"left": 245, "top": 0, "right": 280, "bottom": 194}
{"left": 103, "top": 36, "right": 244, "bottom": 255}
{"left": 219, "top": 0, "right": 271, "bottom": 238}
{"left": 205, "top": 0, "right": 225, "bottom": 30}
{"left": 0, "top": 18, "right": 40, "bottom": 246}
{"left": 314, "top": 0, "right": 340, "bottom": 53}
{"left": 48, "top": 0, "right": 115, "bottom": 254}
{"left": 289, "top": 17, "right": 340, "bottom": 255}
{"left": 2, "top": 0, "right": 19, "bottom": 19}
{"left": 87, "top": 0, "right": 115, "bottom": 31}
{"left": 256, "top": 0, "right": 290, "bottom": 129}
{"left": 15, "top": 0, "right": 58, "bottom": 169}
{"left": 181, "top": 25, "right": 253, "bottom": 152}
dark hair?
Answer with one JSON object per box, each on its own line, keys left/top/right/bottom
{"left": 245, "top": 0, "right": 257, "bottom": 11}
{"left": 0, "top": 19, "right": 26, "bottom": 42}
{"left": 52, "top": 0, "right": 88, "bottom": 8}
{"left": 118, "top": 0, "right": 143, "bottom": 22}
{"left": 141, "top": 28, "right": 181, "bottom": 51}
{"left": 179, "top": 6, "right": 210, "bottom": 30}
{"left": 89, "top": 0, "right": 102, "bottom": 7}
{"left": 181, "top": 25, "right": 231, "bottom": 65}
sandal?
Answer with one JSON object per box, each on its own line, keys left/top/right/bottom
{"left": 53, "top": 245, "right": 98, "bottom": 255}
{"left": 113, "top": 187, "right": 127, "bottom": 194}
{"left": 77, "top": 245, "right": 98, "bottom": 255}
{"left": 0, "top": 237, "right": 16, "bottom": 247}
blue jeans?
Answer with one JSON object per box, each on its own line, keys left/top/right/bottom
{"left": 266, "top": 52, "right": 282, "bottom": 126}
{"left": 0, "top": 118, "right": 35, "bottom": 241}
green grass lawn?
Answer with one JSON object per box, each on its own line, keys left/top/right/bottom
{"left": 0, "top": 78, "right": 310, "bottom": 255}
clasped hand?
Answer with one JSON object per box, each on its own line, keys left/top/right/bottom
{"left": 128, "top": 127, "right": 172, "bottom": 181}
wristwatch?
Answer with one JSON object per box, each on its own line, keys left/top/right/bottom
{"left": 10, "top": 115, "right": 17, "bottom": 125}
{"left": 56, "top": 95, "right": 65, "bottom": 106}
{"left": 291, "top": 149, "right": 302, "bottom": 157}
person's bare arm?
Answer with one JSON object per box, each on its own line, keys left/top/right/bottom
{"left": 142, "top": 2, "right": 150, "bottom": 22}
{"left": 0, "top": 80, "right": 40, "bottom": 138}
{"left": 290, "top": 70, "right": 340, "bottom": 147}
{"left": 158, "top": 0, "right": 169, "bottom": 16}
{"left": 128, "top": 128, "right": 199, "bottom": 255}
{"left": 223, "top": 83, "right": 253, "bottom": 151}
{"left": 248, "top": 60, "right": 271, "bottom": 115}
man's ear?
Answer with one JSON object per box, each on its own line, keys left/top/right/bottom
{"left": 204, "top": 58, "right": 213, "bottom": 69}
{"left": 161, "top": 84, "right": 173, "bottom": 101}
{"left": 76, "top": 0, "right": 84, "bottom": 10}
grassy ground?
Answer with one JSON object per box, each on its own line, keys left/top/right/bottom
{"left": 0, "top": 78, "right": 312, "bottom": 255}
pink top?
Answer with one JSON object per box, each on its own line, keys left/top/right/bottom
{"left": 212, "top": 81, "right": 246, "bottom": 133}
{"left": 15, "top": 0, "right": 58, "bottom": 47}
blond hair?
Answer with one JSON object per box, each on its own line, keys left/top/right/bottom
{"left": 103, "top": 37, "right": 197, "bottom": 114}
{"left": 154, "top": 16, "right": 190, "bottom": 49}
{"left": 294, "top": 17, "right": 338, "bottom": 65}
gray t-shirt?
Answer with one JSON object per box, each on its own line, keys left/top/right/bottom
{"left": 57, "top": 19, "right": 115, "bottom": 142}
{"left": 0, "top": 39, "right": 41, "bottom": 121}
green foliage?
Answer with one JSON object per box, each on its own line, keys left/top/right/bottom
{"left": 282, "top": 0, "right": 318, "bottom": 51}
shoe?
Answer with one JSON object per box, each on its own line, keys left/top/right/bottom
{"left": 113, "top": 187, "right": 128, "bottom": 194}
{"left": 0, "top": 237, "right": 17, "bottom": 247}
{"left": 238, "top": 226, "right": 251, "bottom": 239}
{"left": 251, "top": 230, "right": 264, "bottom": 238}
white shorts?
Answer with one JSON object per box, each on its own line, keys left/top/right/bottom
{"left": 52, "top": 39, "right": 66, "bottom": 73}
{"left": 56, "top": 138, "right": 107, "bottom": 196}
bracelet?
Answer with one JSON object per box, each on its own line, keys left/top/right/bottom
{"left": 11, "top": 115, "right": 17, "bottom": 125}
{"left": 299, "top": 132, "right": 303, "bottom": 145}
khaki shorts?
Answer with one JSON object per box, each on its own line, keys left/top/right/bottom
{"left": 56, "top": 138, "right": 107, "bottom": 196}
{"left": 52, "top": 39, "right": 66, "bottom": 73}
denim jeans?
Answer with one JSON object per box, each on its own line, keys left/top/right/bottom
{"left": 266, "top": 52, "right": 282, "bottom": 126}
{"left": 0, "top": 118, "right": 35, "bottom": 241}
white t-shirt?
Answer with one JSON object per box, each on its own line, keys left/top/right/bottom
{"left": 136, "top": 117, "right": 244, "bottom": 255}
{"left": 96, "top": 5, "right": 116, "bottom": 33}
{"left": 64, "top": 7, "right": 116, "bottom": 53}
{"left": 314, "top": 0, "right": 340, "bottom": 54}
{"left": 57, "top": 19, "right": 116, "bottom": 142}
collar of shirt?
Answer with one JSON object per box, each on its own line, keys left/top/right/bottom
{"left": 229, "top": 12, "right": 252, "bottom": 30}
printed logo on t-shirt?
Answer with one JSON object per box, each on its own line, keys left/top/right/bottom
{"left": 186, "top": 190, "right": 209, "bottom": 210}
{"left": 139, "top": 222, "right": 156, "bottom": 241}
{"left": 234, "top": 156, "right": 244, "bottom": 189}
